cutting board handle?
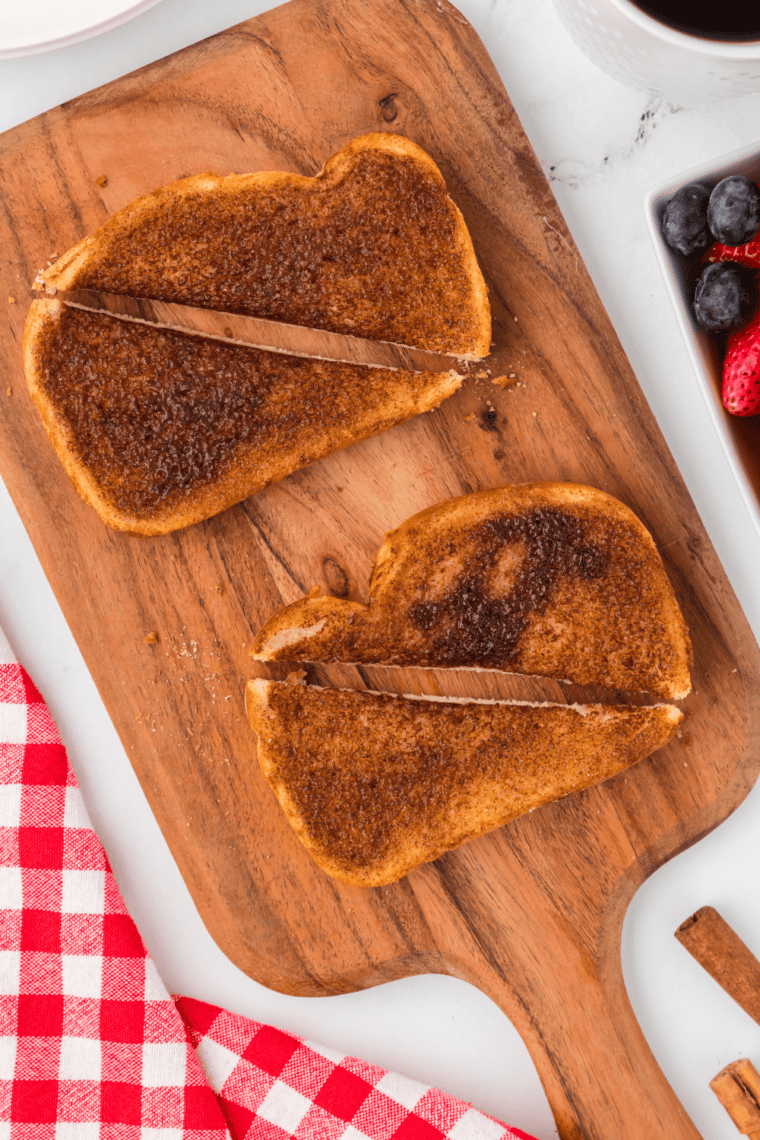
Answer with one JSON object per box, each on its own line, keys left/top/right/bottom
{"left": 466, "top": 903, "right": 702, "bottom": 1140}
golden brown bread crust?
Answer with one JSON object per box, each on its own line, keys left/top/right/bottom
{"left": 246, "top": 678, "right": 683, "bottom": 886}
{"left": 23, "top": 301, "right": 460, "bottom": 536}
{"left": 34, "top": 134, "right": 491, "bottom": 358}
{"left": 252, "top": 483, "right": 693, "bottom": 699}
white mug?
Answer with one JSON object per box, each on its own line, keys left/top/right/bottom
{"left": 552, "top": 0, "right": 760, "bottom": 101}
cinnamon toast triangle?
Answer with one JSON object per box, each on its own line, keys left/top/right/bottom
{"left": 33, "top": 134, "right": 490, "bottom": 359}
{"left": 24, "top": 304, "right": 459, "bottom": 536}
{"left": 246, "top": 679, "right": 683, "bottom": 887}
{"left": 252, "top": 482, "right": 693, "bottom": 700}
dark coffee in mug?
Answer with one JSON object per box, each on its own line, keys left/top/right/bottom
{"left": 631, "top": 0, "right": 760, "bottom": 41}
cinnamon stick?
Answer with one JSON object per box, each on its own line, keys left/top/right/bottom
{"left": 711, "top": 1059, "right": 760, "bottom": 1138}
{"left": 675, "top": 907, "right": 760, "bottom": 1025}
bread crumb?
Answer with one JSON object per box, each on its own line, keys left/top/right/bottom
{"left": 216, "top": 584, "right": 224, "bottom": 594}
{"left": 307, "top": 585, "right": 321, "bottom": 598}
{"left": 95, "top": 175, "right": 108, "bottom": 188}
{"left": 491, "top": 375, "right": 517, "bottom": 389}
{"left": 8, "top": 297, "right": 15, "bottom": 304}
{"left": 6, "top": 387, "right": 10, "bottom": 397}
{"left": 464, "top": 412, "right": 476, "bottom": 422}
{"left": 532, "top": 411, "right": 537, "bottom": 417}
{"left": 136, "top": 712, "right": 143, "bottom": 722}
{"left": 285, "top": 669, "right": 307, "bottom": 685}
{"left": 143, "top": 631, "right": 158, "bottom": 645}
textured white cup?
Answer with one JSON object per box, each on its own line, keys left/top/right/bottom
{"left": 553, "top": 0, "right": 760, "bottom": 101}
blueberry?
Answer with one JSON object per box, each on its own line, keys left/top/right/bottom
{"left": 707, "top": 176, "right": 760, "bottom": 245}
{"left": 662, "top": 183, "right": 711, "bottom": 255}
{"left": 693, "top": 263, "right": 753, "bottom": 331}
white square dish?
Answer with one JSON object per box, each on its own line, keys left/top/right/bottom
{"left": 645, "top": 145, "right": 760, "bottom": 541}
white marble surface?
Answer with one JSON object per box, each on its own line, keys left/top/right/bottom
{"left": 2, "top": 1, "right": 760, "bottom": 1137}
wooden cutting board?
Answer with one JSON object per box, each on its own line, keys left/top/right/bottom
{"left": 1, "top": 1, "right": 759, "bottom": 1136}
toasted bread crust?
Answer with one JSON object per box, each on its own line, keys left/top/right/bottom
{"left": 252, "top": 483, "right": 692, "bottom": 699}
{"left": 246, "top": 678, "right": 683, "bottom": 886}
{"left": 35, "top": 134, "right": 490, "bottom": 359}
{"left": 23, "top": 300, "right": 460, "bottom": 535}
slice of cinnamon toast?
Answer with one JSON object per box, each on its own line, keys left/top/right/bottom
{"left": 33, "top": 134, "right": 490, "bottom": 359}
{"left": 252, "top": 482, "right": 692, "bottom": 699}
{"left": 23, "top": 302, "right": 459, "bottom": 536}
{"left": 246, "top": 678, "right": 683, "bottom": 887}
{"left": 24, "top": 134, "right": 488, "bottom": 533}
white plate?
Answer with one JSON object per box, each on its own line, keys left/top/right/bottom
{"left": 0, "top": 0, "right": 166, "bottom": 59}
{"left": 646, "top": 146, "right": 760, "bottom": 544}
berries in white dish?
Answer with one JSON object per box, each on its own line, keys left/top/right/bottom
{"left": 707, "top": 176, "right": 760, "bottom": 246}
{"left": 662, "top": 183, "right": 712, "bottom": 256}
{"left": 722, "top": 311, "right": 760, "bottom": 416}
{"left": 693, "top": 263, "right": 753, "bottom": 331}
{"left": 661, "top": 175, "right": 760, "bottom": 418}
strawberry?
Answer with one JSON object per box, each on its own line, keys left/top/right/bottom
{"left": 706, "top": 237, "right": 760, "bottom": 268}
{"left": 722, "top": 309, "right": 760, "bottom": 416}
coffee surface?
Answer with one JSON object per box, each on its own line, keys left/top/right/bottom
{"left": 631, "top": 0, "right": 760, "bottom": 41}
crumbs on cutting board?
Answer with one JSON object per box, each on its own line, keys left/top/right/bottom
{"left": 137, "top": 625, "right": 241, "bottom": 721}
{"left": 95, "top": 175, "right": 108, "bottom": 188}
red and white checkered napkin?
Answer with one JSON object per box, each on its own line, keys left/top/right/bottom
{"left": 0, "top": 628, "right": 536, "bottom": 1140}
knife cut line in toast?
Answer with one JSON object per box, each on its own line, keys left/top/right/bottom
{"left": 47, "top": 288, "right": 472, "bottom": 376}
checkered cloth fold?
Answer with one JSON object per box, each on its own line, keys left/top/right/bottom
{"left": 0, "top": 625, "right": 536, "bottom": 1140}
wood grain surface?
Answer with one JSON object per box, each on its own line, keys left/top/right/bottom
{"left": 1, "top": 1, "right": 759, "bottom": 1137}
